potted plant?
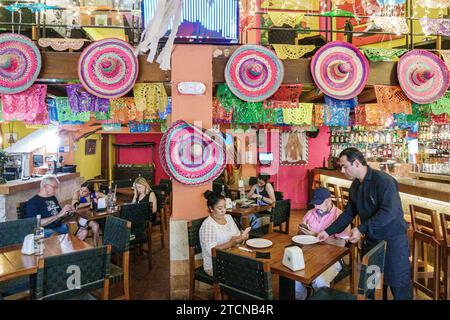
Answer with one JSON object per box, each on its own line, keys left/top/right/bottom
{"left": 0, "top": 150, "right": 8, "bottom": 184}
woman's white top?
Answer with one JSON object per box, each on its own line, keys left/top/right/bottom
{"left": 199, "top": 214, "right": 240, "bottom": 275}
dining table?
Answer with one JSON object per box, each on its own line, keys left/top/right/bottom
{"left": 75, "top": 205, "right": 121, "bottom": 222}
{"left": 0, "top": 234, "right": 92, "bottom": 283}
{"left": 227, "top": 232, "right": 350, "bottom": 299}
{"left": 227, "top": 204, "right": 273, "bottom": 229}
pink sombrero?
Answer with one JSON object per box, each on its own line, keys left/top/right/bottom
{"left": 159, "top": 120, "right": 226, "bottom": 186}
{"left": 225, "top": 44, "right": 284, "bottom": 102}
{"left": 311, "top": 41, "right": 369, "bottom": 100}
{"left": 78, "top": 38, "right": 138, "bottom": 99}
{"left": 397, "top": 50, "right": 449, "bottom": 104}
{"left": 0, "top": 33, "right": 41, "bottom": 94}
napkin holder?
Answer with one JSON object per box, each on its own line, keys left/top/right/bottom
{"left": 97, "top": 197, "right": 106, "bottom": 209}
{"left": 282, "top": 246, "right": 305, "bottom": 271}
{"left": 21, "top": 234, "right": 35, "bottom": 255}
{"left": 225, "top": 198, "right": 233, "bottom": 210}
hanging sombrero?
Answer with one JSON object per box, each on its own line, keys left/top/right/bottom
{"left": 159, "top": 120, "right": 226, "bottom": 186}
{"left": 397, "top": 50, "right": 449, "bottom": 104}
{"left": 225, "top": 44, "right": 284, "bottom": 102}
{"left": 311, "top": 41, "right": 369, "bottom": 100}
{"left": 78, "top": 38, "right": 138, "bottom": 99}
{"left": 0, "top": 33, "right": 41, "bottom": 94}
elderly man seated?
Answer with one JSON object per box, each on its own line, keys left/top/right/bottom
{"left": 295, "top": 187, "right": 350, "bottom": 300}
{"left": 25, "top": 175, "right": 99, "bottom": 245}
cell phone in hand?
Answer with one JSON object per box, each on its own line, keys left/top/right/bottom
{"left": 242, "top": 227, "right": 251, "bottom": 235}
{"left": 299, "top": 223, "right": 309, "bottom": 230}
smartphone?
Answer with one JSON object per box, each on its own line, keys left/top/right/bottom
{"left": 299, "top": 223, "right": 309, "bottom": 230}
{"left": 242, "top": 227, "right": 252, "bottom": 235}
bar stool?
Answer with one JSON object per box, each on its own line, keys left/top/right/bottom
{"left": 440, "top": 213, "right": 450, "bottom": 300}
{"left": 410, "top": 205, "right": 441, "bottom": 300}
{"left": 338, "top": 186, "right": 350, "bottom": 211}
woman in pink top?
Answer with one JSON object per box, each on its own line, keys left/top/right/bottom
{"left": 295, "top": 187, "right": 351, "bottom": 299}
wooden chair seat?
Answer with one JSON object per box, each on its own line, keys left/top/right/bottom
{"left": 194, "top": 267, "right": 214, "bottom": 285}
{"left": 308, "top": 287, "right": 356, "bottom": 300}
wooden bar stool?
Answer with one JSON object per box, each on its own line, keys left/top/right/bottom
{"left": 440, "top": 213, "right": 450, "bottom": 300}
{"left": 410, "top": 205, "right": 441, "bottom": 300}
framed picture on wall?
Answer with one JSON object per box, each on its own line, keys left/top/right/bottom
{"left": 280, "top": 131, "right": 308, "bottom": 166}
{"left": 85, "top": 139, "right": 96, "bottom": 155}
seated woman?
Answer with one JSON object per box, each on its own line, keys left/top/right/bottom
{"left": 295, "top": 187, "right": 350, "bottom": 300}
{"left": 246, "top": 174, "right": 276, "bottom": 229}
{"left": 132, "top": 177, "right": 157, "bottom": 217}
{"left": 199, "top": 191, "right": 250, "bottom": 276}
{"left": 71, "top": 184, "right": 104, "bottom": 246}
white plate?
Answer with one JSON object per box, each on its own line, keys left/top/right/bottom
{"left": 246, "top": 238, "right": 273, "bottom": 249}
{"left": 292, "top": 235, "right": 319, "bottom": 245}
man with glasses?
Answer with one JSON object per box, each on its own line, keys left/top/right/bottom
{"left": 317, "top": 148, "right": 412, "bottom": 300}
{"left": 25, "top": 175, "right": 75, "bottom": 238}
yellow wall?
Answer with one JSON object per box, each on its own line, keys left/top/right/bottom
{"left": 73, "top": 134, "right": 102, "bottom": 182}
{"left": 1, "top": 122, "right": 39, "bottom": 149}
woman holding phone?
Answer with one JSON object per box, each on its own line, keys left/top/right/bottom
{"left": 199, "top": 191, "right": 250, "bottom": 277}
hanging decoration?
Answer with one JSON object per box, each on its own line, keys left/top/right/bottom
{"left": 361, "top": 48, "right": 408, "bottom": 62}
{"left": 225, "top": 45, "right": 284, "bottom": 102}
{"left": 437, "top": 50, "right": 450, "bottom": 69}
{"left": 267, "top": 11, "right": 305, "bottom": 28}
{"left": 372, "top": 17, "right": 409, "bottom": 34}
{"left": 272, "top": 45, "right": 315, "bottom": 60}
{"left": 365, "top": 104, "right": 387, "bottom": 126}
{"left": 55, "top": 97, "right": 90, "bottom": 123}
{"left": 239, "top": 0, "right": 257, "bottom": 31}
{"left": 133, "top": 83, "right": 168, "bottom": 113}
{"left": 320, "top": 9, "right": 355, "bottom": 17}
{"left": 129, "top": 121, "right": 152, "bottom": 133}
{"left": 324, "top": 95, "right": 358, "bottom": 108}
{"left": 109, "top": 97, "right": 138, "bottom": 123}
{"left": 159, "top": 97, "right": 172, "bottom": 120}
{"left": 38, "top": 38, "right": 87, "bottom": 52}
{"left": 334, "top": 0, "right": 355, "bottom": 5}
{"left": 397, "top": 50, "right": 449, "bottom": 104}
{"left": 135, "top": 0, "right": 182, "bottom": 70}
{"left": 0, "top": 33, "right": 42, "bottom": 95}
{"left": 420, "top": 91, "right": 450, "bottom": 115}
{"left": 264, "top": 84, "right": 303, "bottom": 108}
{"left": 282, "top": 103, "right": 313, "bottom": 125}
{"left": 416, "top": 0, "right": 450, "bottom": 8}
{"left": 261, "top": 0, "right": 310, "bottom": 10}
{"left": 323, "top": 105, "right": 351, "bottom": 126}
{"left": 313, "top": 104, "right": 325, "bottom": 127}
{"left": 420, "top": 18, "right": 450, "bottom": 36}
{"left": 102, "top": 123, "right": 122, "bottom": 131}
{"left": 159, "top": 120, "right": 226, "bottom": 186}
{"left": 1, "top": 84, "right": 47, "bottom": 122}
{"left": 354, "top": 105, "right": 368, "bottom": 126}
{"left": 66, "top": 84, "right": 109, "bottom": 113}
{"left": 374, "top": 85, "right": 412, "bottom": 114}
{"left": 78, "top": 38, "right": 139, "bottom": 99}
{"left": 311, "top": 41, "right": 369, "bottom": 100}
{"left": 212, "top": 98, "right": 233, "bottom": 124}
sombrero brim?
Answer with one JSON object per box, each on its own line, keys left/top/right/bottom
{"left": 397, "top": 49, "right": 449, "bottom": 104}
{"left": 225, "top": 44, "right": 284, "bottom": 102}
{"left": 159, "top": 120, "right": 226, "bottom": 186}
{"left": 0, "top": 33, "right": 41, "bottom": 95}
{"left": 311, "top": 41, "right": 369, "bottom": 100}
{"left": 78, "top": 38, "right": 138, "bottom": 99}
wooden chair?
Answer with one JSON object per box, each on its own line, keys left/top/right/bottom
{"left": 274, "top": 191, "right": 284, "bottom": 201}
{"left": 338, "top": 186, "right": 350, "bottom": 211}
{"left": 187, "top": 217, "right": 214, "bottom": 299}
{"left": 271, "top": 199, "right": 291, "bottom": 234}
{"left": 325, "top": 183, "right": 340, "bottom": 208}
{"left": 440, "top": 213, "right": 450, "bottom": 300}
{"left": 0, "top": 218, "right": 37, "bottom": 299}
{"left": 103, "top": 216, "right": 131, "bottom": 300}
{"left": 153, "top": 189, "right": 167, "bottom": 249}
{"left": 119, "top": 202, "right": 154, "bottom": 271}
{"left": 309, "top": 241, "right": 387, "bottom": 300}
{"left": 212, "top": 248, "right": 273, "bottom": 300}
{"left": 31, "top": 246, "right": 111, "bottom": 300}
{"left": 410, "top": 204, "right": 441, "bottom": 300}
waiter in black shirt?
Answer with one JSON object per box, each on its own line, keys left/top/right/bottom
{"left": 318, "top": 148, "right": 412, "bottom": 300}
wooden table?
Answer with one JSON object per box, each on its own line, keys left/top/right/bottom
{"left": 228, "top": 233, "right": 349, "bottom": 299}
{"left": 0, "top": 234, "right": 92, "bottom": 282}
{"left": 227, "top": 204, "right": 273, "bottom": 229}
{"left": 76, "top": 206, "right": 120, "bottom": 222}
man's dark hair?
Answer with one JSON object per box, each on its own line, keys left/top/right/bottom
{"left": 339, "top": 147, "right": 367, "bottom": 166}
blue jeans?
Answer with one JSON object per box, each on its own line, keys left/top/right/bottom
{"left": 44, "top": 224, "right": 69, "bottom": 238}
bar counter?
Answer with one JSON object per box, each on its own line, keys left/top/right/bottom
{"left": 312, "top": 168, "right": 450, "bottom": 215}
{"left": 0, "top": 173, "right": 81, "bottom": 221}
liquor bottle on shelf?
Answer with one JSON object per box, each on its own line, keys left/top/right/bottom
{"left": 368, "top": 132, "right": 374, "bottom": 144}
{"left": 393, "top": 131, "right": 398, "bottom": 143}
{"left": 386, "top": 131, "right": 391, "bottom": 144}
{"left": 374, "top": 132, "right": 380, "bottom": 143}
